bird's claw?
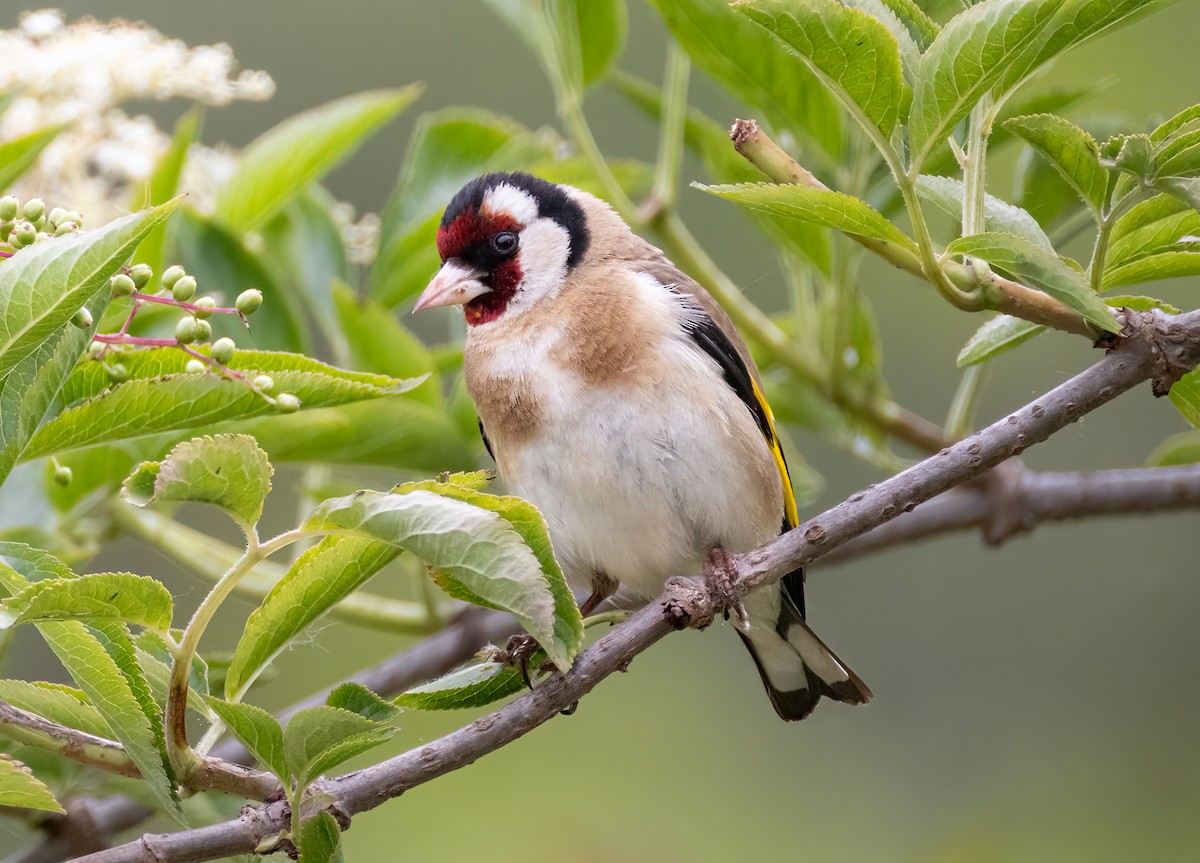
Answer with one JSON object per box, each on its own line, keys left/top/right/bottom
{"left": 704, "top": 545, "right": 748, "bottom": 629}
{"left": 503, "top": 634, "right": 540, "bottom": 690}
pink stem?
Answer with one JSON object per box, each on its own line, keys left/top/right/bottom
{"left": 116, "top": 298, "right": 141, "bottom": 337}
{"left": 0, "top": 250, "right": 12, "bottom": 259}
{"left": 92, "top": 334, "right": 177, "bottom": 347}
{"left": 133, "top": 292, "right": 248, "bottom": 326}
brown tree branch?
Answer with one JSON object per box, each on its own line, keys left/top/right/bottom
{"left": 70, "top": 307, "right": 1200, "bottom": 863}
{"left": 823, "top": 463, "right": 1200, "bottom": 564}
{"left": 730, "top": 118, "right": 1104, "bottom": 338}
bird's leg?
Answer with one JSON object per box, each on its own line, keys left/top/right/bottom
{"left": 704, "top": 545, "right": 748, "bottom": 629}
{"left": 579, "top": 572, "right": 618, "bottom": 618}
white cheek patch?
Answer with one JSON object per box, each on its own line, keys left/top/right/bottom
{"left": 483, "top": 183, "right": 539, "bottom": 224}
{"left": 509, "top": 217, "right": 571, "bottom": 310}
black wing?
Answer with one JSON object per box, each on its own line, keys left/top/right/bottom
{"left": 678, "top": 297, "right": 807, "bottom": 619}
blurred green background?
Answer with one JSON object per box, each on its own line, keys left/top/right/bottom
{"left": 3, "top": 2, "right": 1200, "bottom": 861}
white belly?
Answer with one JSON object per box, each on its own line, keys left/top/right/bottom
{"left": 499, "top": 343, "right": 782, "bottom": 601}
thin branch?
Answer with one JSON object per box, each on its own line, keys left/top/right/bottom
{"left": 13, "top": 609, "right": 519, "bottom": 863}
{"left": 5, "top": 797, "right": 153, "bottom": 863}
{"left": 0, "top": 702, "right": 137, "bottom": 778}
{"left": 730, "top": 119, "right": 1104, "bottom": 339}
{"left": 823, "top": 463, "right": 1200, "bottom": 565}
{"left": 73, "top": 307, "right": 1200, "bottom": 863}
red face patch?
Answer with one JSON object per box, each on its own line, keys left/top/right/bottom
{"left": 436, "top": 208, "right": 521, "bottom": 262}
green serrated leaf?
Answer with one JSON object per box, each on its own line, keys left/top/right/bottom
{"left": 121, "top": 434, "right": 273, "bottom": 526}
{"left": 916, "top": 174, "right": 1054, "bottom": 251}
{"left": 283, "top": 706, "right": 395, "bottom": 786}
{"left": 1147, "top": 431, "right": 1200, "bottom": 466}
{"left": 947, "top": 232, "right": 1120, "bottom": 333}
{"left": 735, "top": 0, "right": 909, "bottom": 139}
{"left": 0, "top": 755, "right": 65, "bottom": 814}
{"left": 297, "top": 811, "right": 344, "bottom": 863}
{"left": 224, "top": 536, "right": 400, "bottom": 700}
{"left": 23, "top": 362, "right": 405, "bottom": 462}
{"left": 1101, "top": 132, "right": 1155, "bottom": 180}
{"left": 392, "top": 478, "right": 583, "bottom": 673}
{"left": 206, "top": 698, "right": 288, "bottom": 780}
{"left": 0, "top": 572, "right": 172, "bottom": 631}
{"left": 1004, "top": 113, "right": 1109, "bottom": 214}
{"left": 910, "top": 0, "right": 1153, "bottom": 171}
{"left": 0, "top": 546, "right": 177, "bottom": 817}
{"left": 216, "top": 87, "right": 421, "bottom": 230}
{"left": 0, "top": 289, "right": 111, "bottom": 488}
{"left": 1169, "top": 368, "right": 1200, "bottom": 429}
{"left": 1108, "top": 194, "right": 1200, "bottom": 271}
{"left": 134, "top": 631, "right": 211, "bottom": 720}
{"left": 221, "top": 397, "right": 476, "bottom": 473}
{"left": 0, "top": 679, "right": 109, "bottom": 738}
{"left": 394, "top": 659, "right": 526, "bottom": 711}
{"left": 304, "top": 490, "right": 575, "bottom": 671}
{"left": 325, "top": 682, "right": 401, "bottom": 723}
{"left": 0, "top": 125, "right": 66, "bottom": 192}
{"left": 0, "top": 202, "right": 178, "bottom": 382}
{"left": 1103, "top": 251, "right": 1200, "bottom": 290}
{"left": 957, "top": 314, "right": 1047, "bottom": 367}
{"left": 645, "top": 0, "right": 843, "bottom": 161}
{"left": 698, "top": 182, "right": 919, "bottom": 252}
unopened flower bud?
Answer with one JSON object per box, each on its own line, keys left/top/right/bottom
{"left": 106, "top": 362, "right": 129, "bottom": 383}
{"left": 185, "top": 359, "right": 207, "bottom": 374}
{"left": 88, "top": 341, "right": 105, "bottom": 359}
{"left": 175, "top": 316, "right": 199, "bottom": 344}
{"left": 61, "top": 211, "right": 83, "bottom": 228}
{"left": 128, "top": 263, "right": 153, "bottom": 288}
{"left": 111, "top": 273, "right": 136, "bottom": 296}
{"left": 211, "top": 337, "right": 235, "bottom": 364}
{"left": 53, "top": 465, "right": 73, "bottom": 487}
{"left": 0, "top": 222, "right": 11, "bottom": 241}
{"left": 0, "top": 196, "right": 18, "bottom": 221}
{"left": 161, "top": 265, "right": 186, "bottom": 291}
{"left": 275, "top": 393, "right": 300, "bottom": 413}
{"left": 36, "top": 232, "right": 52, "bottom": 243}
{"left": 32, "top": 216, "right": 46, "bottom": 231}
{"left": 12, "top": 222, "right": 36, "bottom": 247}
{"left": 21, "top": 198, "right": 44, "bottom": 222}
{"left": 47, "top": 207, "right": 67, "bottom": 227}
{"left": 54, "top": 221, "right": 78, "bottom": 237}
{"left": 172, "top": 275, "right": 197, "bottom": 302}
{"left": 192, "top": 297, "right": 215, "bottom": 319}
{"left": 71, "top": 307, "right": 93, "bottom": 329}
{"left": 235, "top": 288, "right": 263, "bottom": 315}
{"left": 253, "top": 374, "right": 274, "bottom": 392}
{"left": 194, "top": 318, "right": 212, "bottom": 341}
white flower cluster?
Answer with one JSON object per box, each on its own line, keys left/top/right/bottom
{"left": 0, "top": 9, "right": 274, "bottom": 220}
{"left": 331, "top": 202, "right": 382, "bottom": 266}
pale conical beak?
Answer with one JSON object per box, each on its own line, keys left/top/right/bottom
{"left": 413, "top": 261, "right": 490, "bottom": 312}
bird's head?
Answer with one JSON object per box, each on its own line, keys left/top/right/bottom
{"left": 414, "top": 172, "right": 590, "bottom": 325}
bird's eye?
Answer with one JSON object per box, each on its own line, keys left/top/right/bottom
{"left": 491, "top": 231, "right": 519, "bottom": 254}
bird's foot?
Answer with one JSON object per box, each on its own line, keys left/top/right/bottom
{"left": 502, "top": 634, "right": 541, "bottom": 690}
{"left": 501, "top": 634, "right": 579, "bottom": 715}
{"left": 703, "top": 545, "right": 748, "bottom": 629}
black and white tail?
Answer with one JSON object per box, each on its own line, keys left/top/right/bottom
{"left": 738, "top": 569, "right": 872, "bottom": 721}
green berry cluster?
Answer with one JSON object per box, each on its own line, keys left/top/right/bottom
{"left": 0, "top": 196, "right": 83, "bottom": 248}
{"left": 100, "top": 262, "right": 296, "bottom": 412}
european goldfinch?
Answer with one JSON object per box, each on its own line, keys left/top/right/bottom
{"left": 415, "top": 172, "right": 871, "bottom": 720}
